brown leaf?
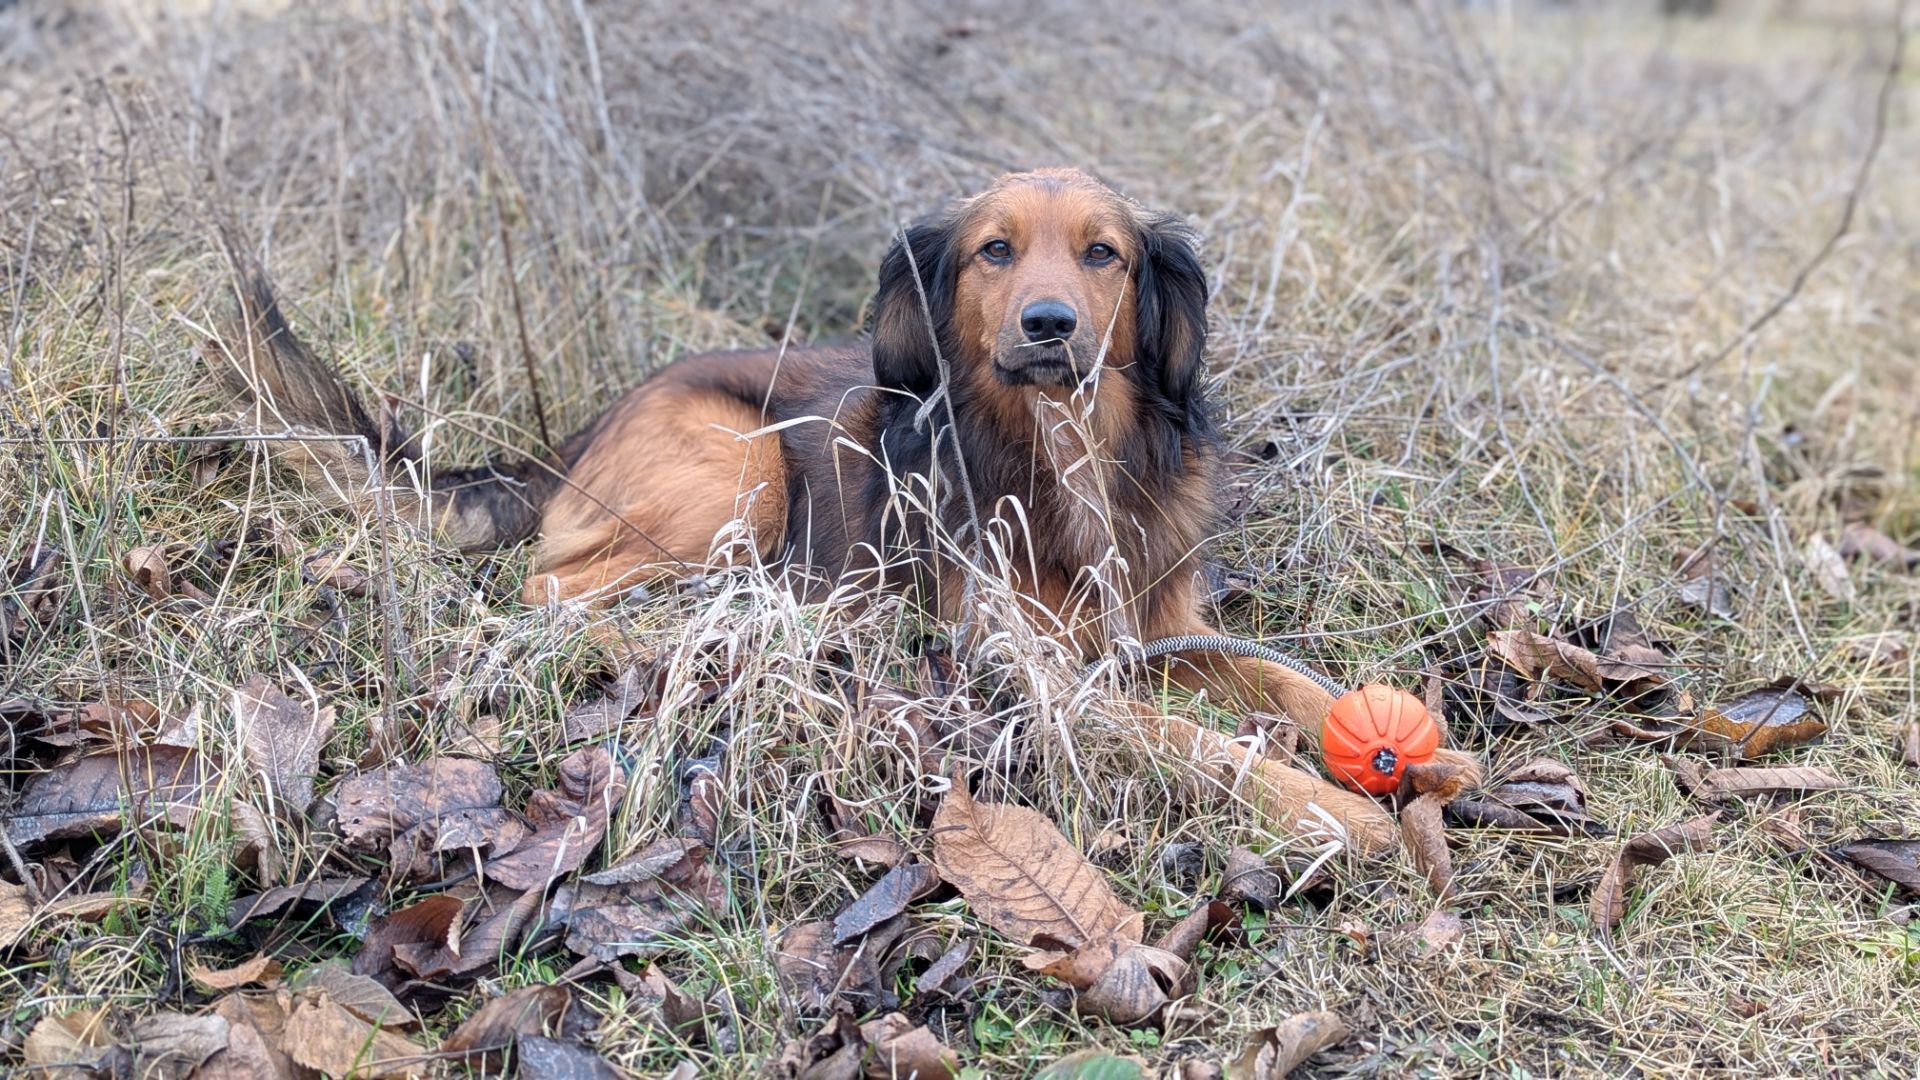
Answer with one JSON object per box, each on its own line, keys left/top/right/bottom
{"left": 1843, "top": 630, "right": 1913, "bottom": 668}
{"left": 228, "top": 875, "right": 370, "bottom": 928}
{"left": 334, "top": 757, "right": 522, "bottom": 880}
{"left": 353, "top": 894, "right": 465, "bottom": 982}
{"left": 1222, "top": 847, "right": 1281, "bottom": 910}
{"left": 1487, "top": 629, "right": 1605, "bottom": 691}
{"left": 1695, "top": 686, "right": 1825, "bottom": 759}
{"left": 486, "top": 746, "right": 628, "bottom": 890}
{"left": 582, "top": 837, "right": 705, "bottom": 886}
{"left": 282, "top": 990, "right": 428, "bottom": 1078}
{"left": 23, "top": 1007, "right": 125, "bottom": 1077}
{"left": 1590, "top": 814, "right": 1719, "bottom": 936}
{"left": 931, "top": 784, "right": 1136, "bottom": 949}
{"left": 858, "top": 1012, "right": 959, "bottom": 1080}
{"left": 562, "top": 663, "right": 661, "bottom": 743}
{"left": 515, "top": 1035, "right": 625, "bottom": 1079}
{"left": 129, "top": 1012, "right": 230, "bottom": 1080}
{"left": 0, "top": 881, "right": 32, "bottom": 949}
{"left": 290, "top": 960, "right": 418, "bottom": 1029}
{"left": 235, "top": 675, "right": 336, "bottom": 816}
{"left": 189, "top": 953, "right": 285, "bottom": 992}
{"left": 1671, "top": 760, "right": 1845, "bottom": 799}
{"left": 1227, "top": 1011, "right": 1347, "bottom": 1079}
{"left": 1838, "top": 522, "right": 1920, "bottom": 568}
{"left": 1805, "top": 535, "right": 1855, "bottom": 603}
{"left": 915, "top": 938, "right": 975, "bottom": 997}
{"left": 123, "top": 546, "right": 176, "bottom": 600}
{"left": 835, "top": 835, "right": 909, "bottom": 868}
{"left": 556, "top": 839, "right": 726, "bottom": 964}
{"left": 440, "top": 984, "right": 571, "bottom": 1072}
{"left": 1833, "top": 839, "right": 1920, "bottom": 896}
{"left": 1153, "top": 900, "right": 1235, "bottom": 962}
{"left": 301, "top": 548, "right": 371, "bottom": 596}
{"left": 395, "top": 886, "right": 543, "bottom": 979}
{"left": 4, "top": 745, "right": 206, "bottom": 847}
{"left": 833, "top": 862, "right": 941, "bottom": 944}
{"left": 198, "top": 994, "right": 298, "bottom": 1080}
{"left": 1901, "top": 720, "right": 1920, "bottom": 769}
{"left": 1069, "top": 939, "right": 1191, "bottom": 1026}
{"left": 1408, "top": 910, "right": 1464, "bottom": 953}
{"left": 1446, "top": 757, "right": 1606, "bottom": 837}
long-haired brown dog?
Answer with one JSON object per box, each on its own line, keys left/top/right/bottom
{"left": 214, "top": 168, "right": 1464, "bottom": 852}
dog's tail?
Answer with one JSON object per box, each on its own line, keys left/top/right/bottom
{"left": 208, "top": 272, "right": 562, "bottom": 551}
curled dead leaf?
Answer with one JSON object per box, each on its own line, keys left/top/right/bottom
{"left": 858, "top": 1012, "right": 960, "bottom": 1080}
{"left": 1694, "top": 686, "right": 1825, "bottom": 759}
{"left": 1222, "top": 847, "right": 1282, "bottom": 911}
{"left": 129, "top": 1012, "right": 230, "bottom": 1080}
{"left": 353, "top": 893, "right": 465, "bottom": 983}
{"left": 1668, "top": 757, "right": 1844, "bottom": 799}
{"left": 228, "top": 875, "right": 370, "bottom": 929}
{"left": 1447, "top": 757, "right": 1606, "bottom": 837}
{"left": 485, "top": 746, "right": 628, "bottom": 890}
{"left": 1838, "top": 522, "right": 1920, "bottom": 568}
{"left": 189, "top": 953, "right": 285, "bottom": 992}
{"left": 282, "top": 990, "right": 427, "bottom": 1078}
{"left": 1804, "top": 535, "right": 1855, "bottom": 603}
{"left": 439, "top": 984, "right": 571, "bottom": 1072}
{"left": 931, "top": 783, "right": 1136, "bottom": 950}
{"left": 1590, "top": 814, "right": 1719, "bottom": 937}
{"left": 1227, "top": 1010, "right": 1347, "bottom": 1079}
{"left": 300, "top": 548, "right": 371, "bottom": 596}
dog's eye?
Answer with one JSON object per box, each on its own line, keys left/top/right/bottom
{"left": 1085, "top": 243, "right": 1116, "bottom": 265}
{"left": 981, "top": 239, "right": 1013, "bottom": 263}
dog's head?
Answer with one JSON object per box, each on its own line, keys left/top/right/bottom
{"left": 870, "top": 169, "right": 1207, "bottom": 417}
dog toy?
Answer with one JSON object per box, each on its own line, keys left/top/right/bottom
{"left": 1320, "top": 684, "right": 1439, "bottom": 795}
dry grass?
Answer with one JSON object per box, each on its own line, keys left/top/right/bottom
{"left": 3, "top": 0, "right": 1918, "bottom": 1075}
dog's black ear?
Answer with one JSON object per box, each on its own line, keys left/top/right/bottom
{"left": 870, "top": 217, "right": 956, "bottom": 395}
{"left": 1133, "top": 214, "right": 1209, "bottom": 415}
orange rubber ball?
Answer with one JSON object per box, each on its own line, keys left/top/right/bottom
{"left": 1321, "top": 685, "right": 1440, "bottom": 795}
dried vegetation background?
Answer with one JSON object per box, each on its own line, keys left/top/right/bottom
{"left": 1, "top": 0, "right": 1918, "bottom": 1075}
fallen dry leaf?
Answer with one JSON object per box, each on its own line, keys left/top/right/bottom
{"left": 1591, "top": 814, "right": 1719, "bottom": 937}
{"left": 1401, "top": 761, "right": 1470, "bottom": 901}
{"left": 915, "top": 938, "right": 975, "bottom": 997}
{"left": 129, "top": 1012, "right": 230, "bottom": 1080}
{"left": 1222, "top": 847, "right": 1282, "bottom": 911}
{"left": 439, "top": 984, "right": 571, "bottom": 1072}
{"left": 1694, "top": 686, "right": 1826, "bottom": 759}
{"left": 289, "top": 960, "right": 418, "bottom": 1029}
{"left": 1832, "top": 839, "right": 1920, "bottom": 897}
{"left": 931, "top": 783, "right": 1136, "bottom": 950}
{"left": 235, "top": 674, "right": 336, "bottom": 816}
{"left": 1901, "top": 720, "right": 1920, "bottom": 769}
{"left": 23, "top": 1007, "right": 125, "bottom": 1077}
{"left": 395, "top": 886, "right": 543, "bottom": 979}
{"left": 1154, "top": 900, "right": 1236, "bottom": 962}
{"left": 333, "top": 757, "right": 521, "bottom": 880}
{"left": 301, "top": 547, "right": 372, "bottom": 596}
{"left": 353, "top": 893, "right": 465, "bottom": 983}
{"left": 0, "top": 881, "right": 32, "bottom": 949}
{"left": 1805, "top": 535, "right": 1855, "bottom": 603}
{"left": 228, "top": 875, "right": 370, "bottom": 928}
{"left": 1838, "top": 522, "right": 1920, "bottom": 568}
{"left": 833, "top": 861, "right": 942, "bottom": 944}
{"left": 282, "top": 990, "right": 427, "bottom": 1078}
{"left": 123, "top": 546, "right": 177, "bottom": 601}
{"left": 1446, "top": 757, "right": 1607, "bottom": 837}
{"left": 836, "top": 835, "right": 909, "bottom": 868}
{"left": 555, "top": 838, "right": 726, "bottom": 963}
{"left": 515, "top": 1035, "right": 625, "bottom": 1079}
{"left": 1227, "top": 1010, "right": 1347, "bottom": 1079}
{"left": 189, "top": 953, "right": 285, "bottom": 992}
{"left": 4, "top": 745, "right": 206, "bottom": 847}
{"left": 485, "top": 746, "right": 628, "bottom": 890}
{"left": 198, "top": 993, "right": 297, "bottom": 1080}
{"left": 859, "top": 1012, "right": 960, "bottom": 1080}
{"left": 1067, "top": 937, "right": 1191, "bottom": 1026}
{"left": 1668, "top": 758, "right": 1844, "bottom": 799}
{"left": 1844, "top": 630, "right": 1913, "bottom": 668}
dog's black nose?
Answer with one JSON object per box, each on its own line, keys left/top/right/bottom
{"left": 1020, "top": 300, "right": 1077, "bottom": 343}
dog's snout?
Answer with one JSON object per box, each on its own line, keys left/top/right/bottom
{"left": 1020, "top": 300, "right": 1077, "bottom": 343}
